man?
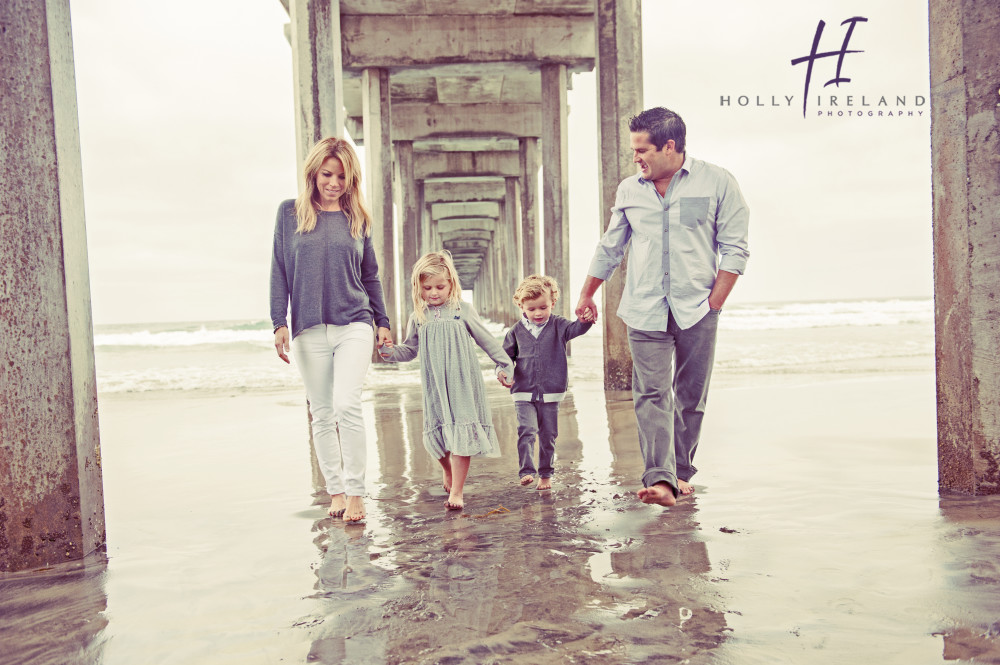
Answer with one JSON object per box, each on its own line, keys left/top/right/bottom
{"left": 575, "top": 107, "right": 750, "bottom": 507}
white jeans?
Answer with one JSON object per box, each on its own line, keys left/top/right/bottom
{"left": 292, "top": 322, "right": 373, "bottom": 496}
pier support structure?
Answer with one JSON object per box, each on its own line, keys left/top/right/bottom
{"left": 0, "top": 0, "right": 105, "bottom": 572}
{"left": 929, "top": 0, "right": 1000, "bottom": 494}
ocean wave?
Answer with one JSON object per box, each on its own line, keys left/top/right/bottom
{"left": 721, "top": 298, "right": 932, "bottom": 331}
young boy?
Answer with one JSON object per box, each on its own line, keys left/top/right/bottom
{"left": 502, "top": 275, "right": 594, "bottom": 490}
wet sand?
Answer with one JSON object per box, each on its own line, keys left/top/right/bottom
{"left": 2, "top": 341, "right": 999, "bottom": 664}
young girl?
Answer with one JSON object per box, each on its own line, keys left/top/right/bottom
{"left": 381, "top": 251, "right": 513, "bottom": 511}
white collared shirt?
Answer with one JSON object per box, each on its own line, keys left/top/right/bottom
{"left": 587, "top": 155, "right": 750, "bottom": 330}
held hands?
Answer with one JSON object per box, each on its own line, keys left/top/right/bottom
{"left": 497, "top": 370, "right": 513, "bottom": 388}
{"left": 376, "top": 326, "right": 394, "bottom": 359}
{"left": 274, "top": 326, "right": 290, "bottom": 364}
{"left": 575, "top": 296, "right": 598, "bottom": 323}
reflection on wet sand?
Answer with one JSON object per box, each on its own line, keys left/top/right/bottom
{"left": 3, "top": 371, "right": 1000, "bottom": 664}
{"left": 0, "top": 555, "right": 108, "bottom": 665}
{"left": 301, "top": 382, "right": 728, "bottom": 664}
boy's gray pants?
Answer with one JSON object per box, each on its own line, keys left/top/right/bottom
{"left": 514, "top": 400, "right": 560, "bottom": 479}
{"left": 627, "top": 309, "right": 720, "bottom": 495}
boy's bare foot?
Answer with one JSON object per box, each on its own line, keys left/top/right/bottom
{"left": 637, "top": 482, "right": 677, "bottom": 507}
{"left": 677, "top": 479, "right": 695, "bottom": 495}
{"left": 444, "top": 493, "right": 464, "bottom": 511}
{"left": 343, "top": 495, "right": 365, "bottom": 523}
{"left": 537, "top": 477, "right": 552, "bottom": 491}
{"left": 520, "top": 475, "right": 535, "bottom": 486}
{"left": 328, "top": 493, "right": 347, "bottom": 518}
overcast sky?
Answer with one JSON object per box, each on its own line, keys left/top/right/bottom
{"left": 70, "top": 1, "right": 931, "bottom": 325}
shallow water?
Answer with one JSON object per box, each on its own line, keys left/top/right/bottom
{"left": 2, "top": 367, "right": 998, "bottom": 664}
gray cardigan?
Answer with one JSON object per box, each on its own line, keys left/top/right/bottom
{"left": 270, "top": 200, "right": 390, "bottom": 338}
{"left": 502, "top": 315, "right": 593, "bottom": 402}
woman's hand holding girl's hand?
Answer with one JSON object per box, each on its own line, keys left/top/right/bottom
{"left": 376, "top": 327, "right": 394, "bottom": 359}
{"left": 274, "top": 326, "right": 290, "bottom": 364}
{"left": 376, "top": 326, "right": 392, "bottom": 348}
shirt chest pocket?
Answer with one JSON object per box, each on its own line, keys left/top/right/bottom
{"left": 679, "top": 197, "right": 710, "bottom": 229}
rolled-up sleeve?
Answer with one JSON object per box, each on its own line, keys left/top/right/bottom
{"left": 587, "top": 184, "right": 633, "bottom": 280}
{"left": 715, "top": 170, "right": 750, "bottom": 275}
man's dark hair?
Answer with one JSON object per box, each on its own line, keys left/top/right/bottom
{"left": 628, "top": 107, "right": 686, "bottom": 153}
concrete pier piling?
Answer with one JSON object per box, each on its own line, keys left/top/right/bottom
{"left": 929, "top": 0, "right": 1000, "bottom": 495}
{"left": 0, "top": 0, "right": 105, "bottom": 572}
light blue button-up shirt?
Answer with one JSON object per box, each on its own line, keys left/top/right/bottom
{"left": 587, "top": 155, "right": 750, "bottom": 331}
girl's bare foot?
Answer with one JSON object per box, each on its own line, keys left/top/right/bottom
{"left": 677, "top": 479, "right": 695, "bottom": 495}
{"left": 520, "top": 475, "right": 535, "bottom": 486}
{"left": 328, "top": 493, "right": 346, "bottom": 517}
{"left": 637, "top": 482, "right": 676, "bottom": 507}
{"left": 438, "top": 453, "right": 453, "bottom": 493}
{"left": 537, "top": 477, "right": 552, "bottom": 491}
{"left": 343, "top": 495, "right": 365, "bottom": 523}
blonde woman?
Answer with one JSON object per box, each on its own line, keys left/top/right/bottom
{"left": 380, "top": 251, "right": 513, "bottom": 511}
{"left": 270, "top": 137, "right": 391, "bottom": 524}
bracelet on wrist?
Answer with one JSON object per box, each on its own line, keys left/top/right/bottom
{"left": 273, "top": 324, "right": 287, "bottom": 333}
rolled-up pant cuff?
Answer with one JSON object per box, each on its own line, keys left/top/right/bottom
{"left": 642, "top": 467, "right": 678, "bottom": 497}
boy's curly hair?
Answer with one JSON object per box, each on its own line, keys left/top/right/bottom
{"left": 513, "top": 274, "right": 560, "bottom": 307}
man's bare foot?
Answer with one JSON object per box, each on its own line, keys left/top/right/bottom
{"left": 343, "top": 495, "right": 365, "bottom": 523}
{"left": 444, "top": 493, "right": 464, "bottom": 511}
{"left": 677, "top": 479, "right": 695, "bottom": 495}
{"left": 520, "top": 475, "right": 535, "bottom": 486}
{"left": 637, "top": 482, "right": 677, "bottom": 507}
{"left": 537, "top": 477, "right": 552, "bottom": 491}
{"left": 328, "top": 493, "right": 347, "bottom": 517}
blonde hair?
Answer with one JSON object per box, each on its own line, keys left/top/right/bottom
{"left": 294, "top": 137, "right": 372, "bottom": 238}
{"left": 411, "top": 251, "right": 463, "bottom": 323}
{"left": 513, "top": 274, "right": 560, "bottom": 307}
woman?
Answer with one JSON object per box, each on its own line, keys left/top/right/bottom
{"left": 270, "top": 137, "right": 391, "bottom": 524}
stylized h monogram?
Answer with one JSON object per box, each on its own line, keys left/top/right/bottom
{"left": 791, "top": 17, "right": 868, "bottom": 117}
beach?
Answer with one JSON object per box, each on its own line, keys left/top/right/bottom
{"left": 2, "top": 299, "right": 999, "bottom": 664}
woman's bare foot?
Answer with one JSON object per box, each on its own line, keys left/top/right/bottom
{"left": 537, "top": 477, "right": 552, "bottom": 491}
{"left": 444, "top": 494, "right": 464, "bottom": 511}
{"left": 677, "top": 479, "right": 695, "bottom": 495}
{"left": 637, "top": 482, "right": 677, "bottom": 507}
{"left": 343, "top": 495, "right": 365, "bottom": 523}
{"left": 328, "top": 493, "right": 346, "bottom": 517}
{"left": 520, "top": 474, "right": 535, "bottom": 486}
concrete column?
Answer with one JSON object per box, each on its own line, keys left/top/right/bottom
{"left": 504, "top": 176, "right": 522, "bottom": 323}
{"left": 396, "top": 141, "right": 419, "bottom": 325}
{"left": 519, "top": 137, "right": 541, "bottom": 276}
{"left": 289, "top": 0, "right": 344, "bottom": 172}
{"left": 541, "top": 63, "right": 570, "bottom": 318}
{"left": 930, "top": 0, "right": 1000, "bottom": 495}
{"left": 417, "top": 182, "right": 427, "bottom": 257}
{"left": 363, "top": 67, "right": 396, "bottom": 336}
{"left": 0, "top": 0, "right": 105, "bottom": 572}
{"left": 595, "top": 0, "right": 642, "bottom": 394}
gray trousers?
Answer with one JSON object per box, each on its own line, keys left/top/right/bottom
{"left": 514, "top": 400, "right": 560, "bottom": 479}
{"left": 627, "top": 309, "right": 720, "bottom": 494}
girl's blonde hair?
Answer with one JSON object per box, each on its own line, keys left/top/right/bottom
{"left": 513, "top": 274, "right": 560, "bottom": 307}
{"left": 294, "top": 137, "right": 372, "bottom": 238}
{"left": 411, "top": 251, "right": 463, "bottom": 323}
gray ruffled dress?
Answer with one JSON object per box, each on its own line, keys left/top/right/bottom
{"left": 386, "top": 301, "right": 514, "bottom": 459}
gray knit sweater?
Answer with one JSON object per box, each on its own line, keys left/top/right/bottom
{"left": 270, "top": 199, "right": 390, "bottom": 338}
{"left": 502, "top": 315, "right": 593, "bottom": 402}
